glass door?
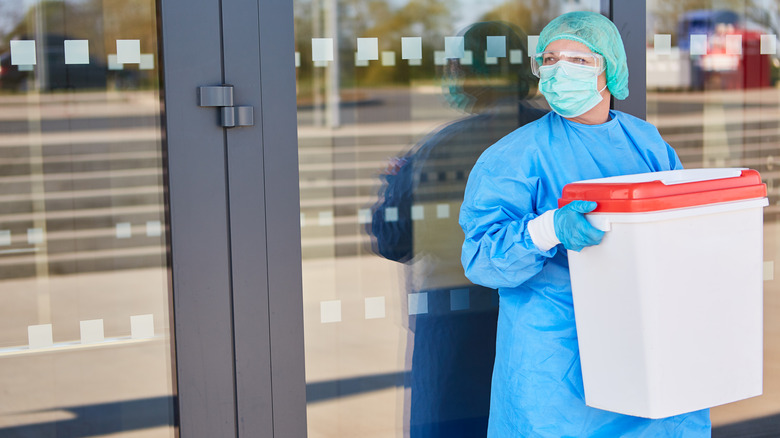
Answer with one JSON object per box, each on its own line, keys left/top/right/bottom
{"left": 292, "top": 1, "right": 600, "bottom": 436}
{"left": 0, "top": 0, "right": 175, "bottom": 436}
{"left": 646, "top": 0, "right": 780, "bottom": 434}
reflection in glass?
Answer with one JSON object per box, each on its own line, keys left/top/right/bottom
{"left": 369, "top": 21, "right": 546, "bottom": 437}
{"left": 295, "top": 1, "right": 598, "bottom": 436}
{"left": 647, "top": 0, "right": 780, "bottom": 433}
{"left": 0, "top": 0, "right": 175, "bottom": 436}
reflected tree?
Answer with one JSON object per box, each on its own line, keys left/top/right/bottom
{"left": 649, "top": 0, "right": 778, "bottom": 39}
{"left": 295, "top": 0, "right": 456, "bottom": 86}
{"left": 479, "top": 0, "right": 561, "bottom": 35}
{"left": 0, "top": 0, "right": 159, "bottom": 91}
{"left": 4, "top": 0, "right": 157, "bottom": 53}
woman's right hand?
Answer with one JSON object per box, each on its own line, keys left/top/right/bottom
{"left": 553, "top": 200, "right": 605, "bottom": 252}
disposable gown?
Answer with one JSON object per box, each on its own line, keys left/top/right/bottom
{"left": 459, "top": 110, "right": 712, "bottom": 437}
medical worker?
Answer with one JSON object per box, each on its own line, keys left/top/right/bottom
{"left": 459, "top": 11, "right": 711, "bottom": 437}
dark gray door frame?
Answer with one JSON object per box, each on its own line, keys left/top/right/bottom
{"left": 159, "top": 0, "right": 306, "bottom": 436}
{"left": 159, "top": 0, "right": 238, "bottom": 436}
{"left": 249, "top": 0, "right": 308, "bottom": 435}
{"left": 609, "top": 0, "right": 647, "bottom": 119}
{"left": 222, "top": 0, "right": 306, "bottom": 436}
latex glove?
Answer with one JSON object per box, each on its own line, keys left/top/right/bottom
{"left": 553, "top": 200, "right": 605, "bottom": 252}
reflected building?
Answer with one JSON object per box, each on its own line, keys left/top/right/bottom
{"left": 0, "top": 0, "right": 174, "bottom": 436}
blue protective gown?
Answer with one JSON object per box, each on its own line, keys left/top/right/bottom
{"left": 459, "top": 110, "right": 712, "bottom": 437}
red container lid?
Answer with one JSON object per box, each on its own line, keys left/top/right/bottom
{"left": 559, "top": 168, "right": 767, "bottom": 213}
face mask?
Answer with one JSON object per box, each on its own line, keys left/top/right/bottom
{"left": 538, "top": 61, "right": 607, "bottom": 118}
{"left": 443, "top": 83, "right": 476, "bottom": 113}
{"left": 441, "top": 65, "right": 476, "bottom": 113}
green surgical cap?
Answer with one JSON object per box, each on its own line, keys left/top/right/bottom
{"left": 536, "top": 11, "right": 629, "bottom": 100}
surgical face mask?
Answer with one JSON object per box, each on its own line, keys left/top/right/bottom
{"left": 538, "top": 61, "right": 607, "bottom": 118}
{"left": 441, "top": 64, "right": 476, "bottom": 113}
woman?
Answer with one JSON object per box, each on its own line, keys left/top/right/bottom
{"left": 458, "top": 11, "right": 712, "bottom": 437}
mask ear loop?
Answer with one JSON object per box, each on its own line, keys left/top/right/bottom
{"left": 597, "top": 63, "right": 608, "bottom": 94}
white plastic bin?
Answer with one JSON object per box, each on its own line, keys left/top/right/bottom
{"left": 560, "top": 168, "right": 767, "bottom": 419}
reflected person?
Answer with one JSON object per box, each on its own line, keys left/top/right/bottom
{"left": 369, "top": 21, "right": 546, "bottom": 437}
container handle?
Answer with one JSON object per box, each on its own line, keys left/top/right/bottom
{"left": 585, "top": 214, "right": 611, "bottom": 232}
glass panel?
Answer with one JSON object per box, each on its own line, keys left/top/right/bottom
{"left": 0, "top": 0, "right": 175, "bottom": 436}
{"left": 294, "top": 1, "right": 598, "bottom": 436}
{"left": 647, "top": 0, "right": 780, "bottom": 433}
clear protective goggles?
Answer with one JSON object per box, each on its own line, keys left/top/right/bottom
{"left": 531, "top": 50, "right": 605, "bottom": 77}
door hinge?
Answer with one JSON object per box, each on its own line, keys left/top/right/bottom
{"left": 198, "top": 85, "right": 254, "bottom": 128}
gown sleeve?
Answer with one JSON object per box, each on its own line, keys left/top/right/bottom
{"left": 459, "top": 157, "right": 557, "bottom": 290}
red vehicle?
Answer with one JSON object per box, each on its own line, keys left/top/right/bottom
{"left": 680, "top": 10, "right": 774, "bottom": 89}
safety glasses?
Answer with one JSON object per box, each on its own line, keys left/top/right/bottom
{"left": 531, "top": 51, "right": 605, "bottom": 77}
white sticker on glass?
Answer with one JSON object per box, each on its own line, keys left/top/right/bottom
{"left": 654, "top": 34, "right": 671, "bottom": 55}
{"left": 319, "top": 211, "right": 334, "bottom": 226}
{"left": 18, "top": 64, "right": 33, "bottom": 71}
{"left": 312, "top": 38, "right": 334, "bottom": 61}
{"left": 365, "top": 296, "right": 386, "bottom": 319}
{"left": 146, "top": 221, "right": 162, "bottom": 237}
{"left": 408, "top": 292, "right": 428, "bottom": 315}
{"left": 0, "top": 230, "right": 10, "bottom": 246}
{"left": 300, "top": 213, "right": 306, "bottom": 227}
{"left": 486, "top": 36, "right": 506, "bottom": 58}
{"left": 445, "top": 36, "right": 465, "bottom": 59}
{"left": 411, "top": 205, "right": 424, "bottom": 220}
{"left": 107, "top": 54, "right": 123, "bottom": 70}
{"left": 295, "top": 51, "right": 301, "bottom": 67}
{"left": 527, "top": 35, "right": 540, "bottom": 57}
{"left": 131, "top": 314, "right": 155, "bottom": 339}
{"left": 116, "top": 222, "right": 132, "bottom": 239}
{"left": 764, "top": 261, "right": 774, "bottom": 281}
{"left": 320, "top": 300, "right": 342, "bottom": 323}
{"left": 437, "top": 203, "right": 450, "bottom": 218}
{"left": 402, "top": 37, "right": 422, "bottom": 60}
{"left": 314, "top": 61, "right": 329, "bottom": 67}
{"left": 10, "top": 40, "right": 36, "bottom": 65}
{"left": 726, "top": 35, "right": 742, "bottom": 55}
{"left": 27, "top": 228, "right": 43, "bottom": 244}
{"left": 485, "top": 51, "right": 498, "bottom": 65}
{"left": 761, "top": 35, "right": 777, "bottom": 55}
{"left": 450, "top": 289, "right": 470, "bottom": 311}
{"left": 28, "top": 324, "right": 53, "bottom": 349}
{"left": 358, "top": 208, "right": 371, "bottom": 224}
{"left": 690, "top": 35, "right": 708, "bottom": 55}
{"left": 409, "top": 58, "right": 422, "bottom": 66}
{"left": 64, "top": 40, "right": 89, "bottom": 64}
{"left": 381, "top": 51, "right": 396, "bottom": 66}
{"left": 116, "top": 39, "right": 141, "bottom": 64}
{"left": 80, "top": 319, "right": 105, "bottom": 344}
{"left": 357, "top": 37, "right": 379, "bottom": 60}
{"left": 461, "top": 50, "right": 473, "bottom": 66}
{"left": 434, "top": 50, "right": 446, "bottom": 66}
{"left": 355, "top": 53, "right": 369, "bottom": 67}
{"left": 139, "top": 54, "right": 155, "bottom": 70}
{"left": 385, "top": 207, "right": 399, "bottom": 222}
{"left": 509, "top": 49, "right": 524, "bottom": 64}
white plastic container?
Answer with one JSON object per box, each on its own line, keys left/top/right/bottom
{"left": 560, "top": 168, "right": 767, "bottom": 419}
